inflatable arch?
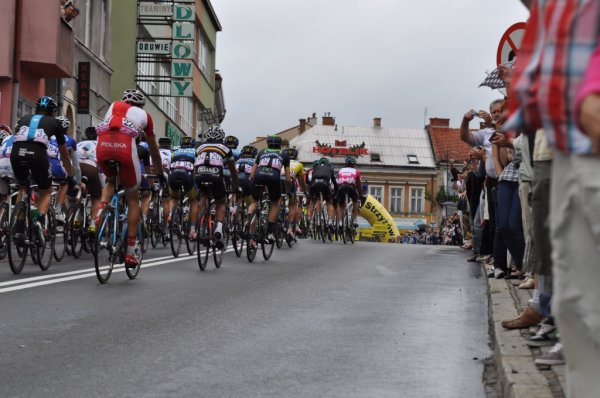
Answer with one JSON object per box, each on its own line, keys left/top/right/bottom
{"left": 359, "top": 194, "right": 400, "bottom": 241}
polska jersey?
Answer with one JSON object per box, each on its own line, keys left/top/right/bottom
{"left": 255, "top": 148, "right": 289, "bottom": 179}
{"left": 170, "top": 147, "right": 196, "bottom": 172}
{"left": 14, "top": 114, "right": 66, "bottom": 146}
{"left": 96, "top": 100, "right": 155, "bottom": 139}
{"left": 77, "top": 140, "right": 97, "bottom": 166}
{"left": 235, "top": 157, "right": 255, "bottom": 175}
{"left": 47, "top": 134, "right": 77, "bottom": 159}
{"left": 336, "top": 167, "right": 361, "bottom": 185}
{"left": 195, "top": 142, "right": 234, "bottom": 174}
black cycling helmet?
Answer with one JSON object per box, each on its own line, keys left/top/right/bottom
{"left": 36, "top": 96, "right": 57, "bottom": 114}
{"left": 319, "top": 157, "right": 330, "bottom": 165}
{"left": 121, "top": 89, "right": 145, "bottom": 106}
{"left": 158, "top": 137, "right": 172, "bottom": 148}
{"left": 84, "top": 126, "right": 97, "bottom": 140}
{"left": 266, "top": 135, "right": 282, "bottom": 149}
{"left": 312, "top": 160, "right": 319, "bottom": 167}
{"left": 284, "top": 147, "right": 298, "bottom": 160}
{"left": 241, "top": 145, "right": 258, "bottom": 158}
{"left": 56, "top": 116, "right": 70, "bottom": 130}
{"left": 345, "top": 156, "right": 357, "bottom": 167}
{"left": 181, "top": 136, "right": 196, "bottom": 148}
{"left": 224, "top": 135, "right": 239, "bottom": 149}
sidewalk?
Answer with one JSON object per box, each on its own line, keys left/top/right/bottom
{"left": 485, "top": 269, "right": 566, "bottom": 398}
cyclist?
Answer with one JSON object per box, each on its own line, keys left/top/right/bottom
{"left": 136, "top": 135, "right": 153, "bottom": 232}
{"left": 48, "top": 116, "right": 81, "bottom": 224}
{"left": 168, "top": 136, "right": 198, "bottom": 239}
{"left": 157, "top": 137, "right": 173, "bottom": 237}
{"left": 336, "top": 156, "right": 363, "bottom": 231}
{"left": 310, "top": 157, "right": 337, "bottom": 230}
{"left": 223, "top": 135, "right": 240, "bottom": 193}
{"left": 235, "top": 145, "right": 257, "bottom": 204}
{"left": 248, "top": 135, "right": 290, "bottom": 243}
{"left": 11, "top": 96, "right": 77, "bottom": 242}
{"left": 194, "top": 126, "right": 238, "bottom": 248}
{"left": 0, "top": 125, "right": 15, "bottom": 197}
{"left": 77, "top": 126, "right": 103, "bottom": 233}
{"left": 282, "top": 147, "right": 307, "bottom": 239}
{"left": 96, "top": 89, "right": 166, "bottom": 267}
{"left": 304, "top": 160, "right": 319, "bottom": 230}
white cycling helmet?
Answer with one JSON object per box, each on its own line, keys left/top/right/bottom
{"left": 204, "top": 126, "right": 225, "bottom": 142}
{"left": 121, "top": 89, "right": 145, "bottom": 106}
{"left": 56, "top": 116, "right": 71, "bottom": 130}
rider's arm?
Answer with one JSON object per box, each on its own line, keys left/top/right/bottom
{"left": 356, "top": 175, "right": 363, "bottom": 197}
{"left": 58, "top": 144, "right": 74, "bottom": 177}
{"left": 250, "top": 163, "right": 257, "bottom": 182}
{"left": 70, "top": 149, "right": 81, "bottom": 183}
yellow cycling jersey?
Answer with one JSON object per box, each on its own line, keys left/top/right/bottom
{"left": 281, "top": 160, "right": 304, "bottom": 179}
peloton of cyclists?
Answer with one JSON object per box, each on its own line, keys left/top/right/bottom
{"left": 77, "top": 127, "right": 103, "bottom": 233}
{"left": 309, "top": 157, "right": 338, "bottom": 231}
{"left": 168, "top": 136, "right": 199, "bottom": 239}
{"left": 281, "top": 147, "right": 308, "bottom": 239}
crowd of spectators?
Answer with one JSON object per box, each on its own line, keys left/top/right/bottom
{"left": 455, "top": 0, "right": 600, "bottom": 395}
{"left": 399, "top": 214, "right": 463, "bottom": 246}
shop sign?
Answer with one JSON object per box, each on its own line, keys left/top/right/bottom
{"left": 165, "top": 121, "right": 182, "bottom": 146}
{"left": 137, "top": 40, "right": 171, "bottom": 55}
{"left": 312, "top": 140, "right": 368, "bottom": 157}
{"left": 77, "top": 62, "right": 90, "bottom": 114}
{"left": 139, "top": 2, "right": 172, "bottom": 17}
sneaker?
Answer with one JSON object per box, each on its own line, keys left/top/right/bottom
{"left": 189, "top": 229, "right": 197, "bottom": 240}
{"left": 124, "top": 254, "right": 140, "bottom": 268}
{"left": 535, "top": 343, "right": 565, "bottom": 367}
{"left": 87, "top": 225, "right": 96, "bottom": 234}
{"left": 467, "top": 255, "right": 478, "bottom": 262}
{"left": 530, "top": 322, "right": 557, "bottom": 342}
{"left": 475, "top": 255, "right": 487, "bottom": 263}
{"left": 214, "top": 231, "right": 225, "bottom": 249}
{"left": 267, "top": 232, "right": 276, "bottom": 242}
{"left": 55, "top": 211, "right": 66, "bottom": 224}
{"left": 501, "top": 306, "right": 543, "bottom": 330}
{"left": 494, "top": 268, "right": 505, "bottom": 279}
{"left": 34, "top": 220, "right": 45, "bottom": 246}
{"left": 518, "top": 278, "right": 535, "bottom": 289}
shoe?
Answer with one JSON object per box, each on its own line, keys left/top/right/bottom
{"left": 476, "top": 255, "right": 487, "bottom": 263}
{"left": 124, "top": 254, "right": 140, "bottom": 268}
{"left": 467, "top": 255, "right": 478, "bottom": 262}
{"left": 535, "top": 343, "right": 565, "bottom": 367}
{"left": 214, "top": 231, "right": 225, "bottom": 249}
{"left": 267, "top": 232, "right": 276, "bottom": 242}
{"left": 494, "top": 268, "right": 505, "bottom": 279}
{"left": 34, "top": 220, "right": 45, "bottom": 246}
{"left": 87, "top": 225, "right": 96, "bottom": 234}
{"left": 518, "top": 278, "right": 535, "bottom": 289}
{"left": 55, "top": 211, "right": 66, "bottom": 224}
{"left": 189, "top": 230, "right": 197, "bottom": 240}
{"left": 501, "top": 306, "right": 543, "bottom": 330}
{"left": 530, "top": 322, "right": 557, "bottom": 342}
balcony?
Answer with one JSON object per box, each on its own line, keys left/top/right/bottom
{"left": 20, "top": 0, "right": 74, "bottom": 78}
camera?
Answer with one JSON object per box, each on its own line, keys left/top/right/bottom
{"left": 471, "top": 110, "right": 479, "bottom": 118}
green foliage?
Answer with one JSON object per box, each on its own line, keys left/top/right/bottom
{"left": 425, "top": 186, "right": 459, "bottom": 208}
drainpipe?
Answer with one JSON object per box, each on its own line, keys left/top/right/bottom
{"left": 11, "top": 0, "right": 22, "bottom": 126}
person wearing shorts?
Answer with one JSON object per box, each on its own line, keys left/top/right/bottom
{"left": 168, "top": 136, "right": 198, "bottom": 239}
{"left": 77, "top": 126, "right": 104, "bottom": 233}
{"left": 309, "top": 157, "right": 337, "bottom": 229}
{"left": 336, "top": 156, "right": 363, "bottom": 230}
{"left": 236, "top": 145, "right": 257, "bottom": 203}
{"left": 281, "top": 147, "right": 308, "bottom": 238}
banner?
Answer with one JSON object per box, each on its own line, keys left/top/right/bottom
{"left": 359, "top": 194, "right": 400, "bottom": 242}
{"left": 77, "top": 62, "right": 90, "bottom": 114}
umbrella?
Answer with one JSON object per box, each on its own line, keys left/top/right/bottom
{"left": 479, "top": 60, "right": 515, "bottom": 89}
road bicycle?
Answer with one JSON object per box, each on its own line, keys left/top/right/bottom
{"left": 66, "top": 186, "right": 95, "bottom": 259}
{"left": 339, "top": 191, "right": 356, "bottom": 244}
{"left": 245, "top": 185, "right": 275, "bottom": 263}
{"left": 94, "top": 161, "right": 146, "bottom": 283}
{"left": 196, "top": 182, "right": 228, "bottom": 271}
{"left": 148, "top": 182, "right": 167, "bottom": 249}
{"left": 169, "top": 183, "right": 195, "bottom": 257}
{"left": 230, "top": 193, "right": 247, "bottom": 258}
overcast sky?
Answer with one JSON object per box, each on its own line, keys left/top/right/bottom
{"left": 211, "top": 1, "right": 529, "bottom": 145}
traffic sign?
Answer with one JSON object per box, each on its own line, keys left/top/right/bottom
{"left": 496, "top": 22, "right": 527, "bottom": 66}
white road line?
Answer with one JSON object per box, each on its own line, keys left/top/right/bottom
{"left": 0, "top": 248, "right": 236, "bottom": 294}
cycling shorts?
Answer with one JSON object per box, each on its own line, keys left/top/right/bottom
{"left": 81, "top": 162, "right": 103, "bottom": 199}
{"left": 252, "top": 173, "right": 281, "bottom": 202}
{"left": 96, "top": 132, "right": 140, "bottom": 189}
{"left": 169, "top": 169, "right": 197, "bottom": 200}
{"left": 49, "top": 158, "right": 67, "bottom": 180}
{"left": 309, "top": 181, "right": 331, "bottom": 201}
{"left": 238, "top": 173, "right": 252, "bottom": 197}
{"left": 195, "top": 169, "right": 226, "bottom": 201}
{"left": 11, "top": 142, "right": 52, "bottom": 190}
{"left": 337, "top": 183, "right": 358, "bottom": 203}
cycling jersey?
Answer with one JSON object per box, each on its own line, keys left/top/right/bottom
{"left": 159, "top": 148, "right": 172, "bottom": 172}
{"left": 96, "top": 101, "right": 155, "bottom": 139}
{"left": 77, "top": 140, "right": 97, "bottom": 166}
{"left": 169, "top": 146, "right": 196, "bottom": 198}
{"left": 0, "top": 135, "right": 15, "bottom": 177}
{"left": 195, "top": 142, "right": 234, "bottom": 201}
{"left": 78, "top": 140, "right": 103, "bottom": 198}
{"left": 48, "top": 134, "right": 78, "bottom": 180}
{"left": 14, "top": 114, "right": 66, "bottom": 146}
{"left": 253, "top": 149, "right": 290, "bottom": 202}
{"left": 336, "top": 167, "right": 361, "bottom": 186}
{"left": 170, "top": 146, "right": 195, "bottom": 172}
{"left": 235, "top": 157, "right": 255, "bottom": 197}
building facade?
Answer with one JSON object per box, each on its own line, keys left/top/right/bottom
{"left": 111, "top": 0, "right": 225, "bottom": 144}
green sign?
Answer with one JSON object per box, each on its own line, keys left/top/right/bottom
{"left": 165, "top": 121, "right": 183, "bottom": 146}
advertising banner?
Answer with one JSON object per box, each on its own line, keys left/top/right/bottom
{"left": 359, "top": 194, "right": 400, "bottom": 241}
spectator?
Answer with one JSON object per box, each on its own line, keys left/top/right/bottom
{"left": 63, "top": 2, "right": 79, "bottom": 22}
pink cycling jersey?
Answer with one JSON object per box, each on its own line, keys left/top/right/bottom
{"left": 336, "top": 167, "right": 361, "bottom": 185}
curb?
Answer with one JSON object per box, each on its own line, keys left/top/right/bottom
{"left": 485, "top": 269, "right": 564, "bottom": 398}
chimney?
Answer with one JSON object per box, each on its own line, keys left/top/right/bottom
{"left": 309, "top": 112, "right": 317, "bottom": 125}
{"left": 428, "top": 117, "right": 450, "bottom": 127}
{"left": 299, "top": 118, "right": 307, "bottom": 133}
{"left": 322, "top": 112, "right": 335, "bottom": 126}
{"left": 373, "top": 117, "right": 382, "bottom": 128}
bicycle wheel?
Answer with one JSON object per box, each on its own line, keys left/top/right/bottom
{"left": 149, "top": 204, "right": 158, "bottom": 248}
{"left": 232, "top": 204, "right": 244, "bottom": 257}
{"left": 53, "top": 208, "right": 67, "bottom": 262}
{"left": 0, "top": 202, "right": 9, "bottom": 260}
{"left": 7, "top": 203, "right": 27, "bottom": 274}
{"left": 170, "top": 206, "right": 183, "bottom": 258}
{"left": 69, "top": 204, "right": 85, "bottom": 258}
{"left": 244, "top": 209, "right": 259, "bottom": 262}
{"left": 185, "top": 214, "right": 195, "bottom": 255}
{"left": 341, "top": 207, "right": 348, "bottom": 244}
{"left": 213, "top": 241, "right": 224, "bottom": 268}
{"left": 37, "top": 208, "right": 55, "bottom": 271}
{"left": 261, "top": 213, "right": 275, "bottom": 261}
{"left": 197, "top": 209, "right": 210, "bottom": 271}
{"left": 285, "top": 219, "right": 295, "bottom": 248}
{"left": 125, "top": 223, "right": 143, "bottom": 280}
{"left": 94, "top": 207, "right": 115, "bottom": 283}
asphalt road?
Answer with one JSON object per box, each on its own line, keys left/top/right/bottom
{"left": 0, "top": 240, "right": 490, "bottom": 398}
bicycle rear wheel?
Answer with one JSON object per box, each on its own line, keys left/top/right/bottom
{"left": 170, "top": 206, "right": 183, "bottom": 258}
{"left": 245, "top": 211, "right": 258, "bottom": 262}
{"left": 261, "top": 214, "right": 275, "bottom": 261}
{"left": 341, "top": 207, "right": 348, "bottom": 244}
{"left": 197, "top": 209, "right": 210, "bottom": 271}
{"left": 37, "top": 209, "right": 55, "bottom": 271}
{"left": 69, "top": 204, "right": 85, "bottom": 259}
{"left": 0, "top": 202, "right": 10, "bottom": 260}
{"left": 94, "top": 208, "right": 115, "bottom": 283}
{"left": 8, "top": 203, "right": 27, "bottom": 274}
{"left": 125, "top": 223, "right": 144, "bottom": 280}
{"left": 232, "top": 204, "right": 244, "bottom": 257}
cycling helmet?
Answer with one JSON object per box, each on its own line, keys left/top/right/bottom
{"left": 204, "top": 126, "right": 225, "bottom": 143}
{"left": 35, "top": 96, "right": 57, "bottom": 113}
{"left": 0, "top": 129, "right": 10, "bottom": 143}
{"left": 0, "top": 124, "right": 12, "bottom": 135}
{"left": 224, "top": 135, "right": 239, "bottom": 149}
{"left": 345, "top": 156, "right": 357, "bottom": 166}
{"left": 84, "top": 126, "right": 97, "bottom": 140}
{"left": 181, "top": 136, "right": 196, "bottom": 148}
{"left": 158, "top": 137, "right": 172, "bottom": 148}
{"left": 241, "top": 145, "right": 258, "bottom": 158}
{"left": 312, "top": 160, "right": 319, "bottom": 167}
{"left": 284, "top": 147, "right": 298, "bottom": 160}
{"left": 266, "top": 135, "right": 282, "bottom": 149}
{"left": 121, "top": 89, "right": 145, "bottom": 106}
{"left": 319, "top": 157, "right": 330, "bottom": 165}
{"left": 56, "top": 116, "right": 70, "bottom": 130}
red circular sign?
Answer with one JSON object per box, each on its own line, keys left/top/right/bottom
{"left": 496, "top": 22, "right": 527, "bottom": 65}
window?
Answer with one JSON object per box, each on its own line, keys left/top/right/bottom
{"left": 390, "top": 187, "right": 403, "bottom": 213}
{"left": 197, "top": 30, "right": 212, "bottom": 79}
{"left": 370, "top": 153, "right": 381, "bottom": 162}
{"left": 369, "top": 186, "right": 383, "bottom": 204}
{"left": 100, "top": 0, "right": 107, "bottom": 60}
{"left": 410, "top": 188, "right": 424, "bottom": 214}
{"left": 179, "top": 97, "right": 193, "bottom": 136}
{"left": 407, "top": 154, "right": 419, "bottom": 164}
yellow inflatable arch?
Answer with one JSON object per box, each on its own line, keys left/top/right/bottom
{"left": 359, "top": 194, "right": 400, "bottom": 241}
